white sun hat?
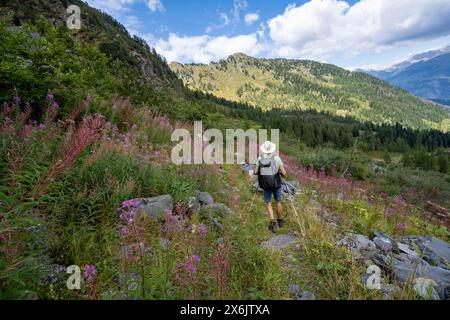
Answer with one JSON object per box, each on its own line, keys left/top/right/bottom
{"left": 260, "top": 140, "right": 276, "bottom": 154}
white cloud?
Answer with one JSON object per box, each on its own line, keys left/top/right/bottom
{"left": 267, "top": 0, "right": 450, "bottom": 61}
{"left": 147, "top": 0, "right": 165, "bottom": 12}
{"left": 151, "top": 33, "right": 264, "bottom": 64}
{"left": 244, "top": 13, "right": 260, "bottom": 25}
{"left": 86, "top": 0, "right": 164, "bottom": 14}
{"left": 233, "top": 0, "right": 248, "bottom": 21}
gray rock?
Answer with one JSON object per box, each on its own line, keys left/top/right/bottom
{"left": 288, "top": 284, "right": 315, "bottom": 300}
{"left": 373, "top": 237, "right": 394, "bottom": 252}
{"left": 339, "top": 233, "right": 376, "bottom": 251}
{"left": 397, "top": 242, "right": 419, "bottom": 260}
{"left": 188, "top": 196, "right": 201, "bottom": 214}
{"left": 196, "top": 191, "right": 214, "bottom": 205}
{"left": 371, "top": 252, "right": 450, "bottom": 299}
{"left": 261, "top": 232, "right": 298, "bottom": 250}
{"left": 403, "top": 236, "right": 450, "bottom": 267}
{"left": 413, "top": 278, "right": 440, "bottom": 300}
{"left": 201, "top": 203, "right": 234, "bottom": 218}
{"left": 211, "top": 218, "right": 224, "bottom": 232}
{"left": 139, "top": 195, "right": 173, "bottom": 220}
{"left": 373, "top": 231, "right": 399, "bottom": 252}
{"left": 297, "top": 291, "right": 316, "bottom": 300}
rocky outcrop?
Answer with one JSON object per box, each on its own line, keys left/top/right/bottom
{"left": 338, "top": 231, "right": 450, "bottom": 300}
{"left": 138, "top": 195, "right": 173, "bottom": 220}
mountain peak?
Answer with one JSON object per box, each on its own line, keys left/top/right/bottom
{"left": 226, "top": 52, "right": 254, "bottom": 63}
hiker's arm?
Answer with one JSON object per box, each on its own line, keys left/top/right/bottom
{"left": 254, "top": 165, "right": 259, "bottom": 175}
{"left": 279, "top": 165, "right": 287, "bottom": 177}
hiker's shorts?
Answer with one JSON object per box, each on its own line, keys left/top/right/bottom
{"left": 263, "top": 187, "right": 282, "bottom": 203}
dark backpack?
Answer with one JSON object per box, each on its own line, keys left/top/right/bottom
{"left": 258, "top": 156, "right": 281, "bottom": 190}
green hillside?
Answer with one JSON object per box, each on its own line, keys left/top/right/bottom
{"left": 1, "top": 0, "right": 450, "bottom": 301}
{"left": 170, "top": 53, "right": 450, "bottom": 131}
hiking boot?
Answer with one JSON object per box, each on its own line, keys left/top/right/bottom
{"left": 277, "top": 218, "right": 285, "bottom": 228}
{"left": 268, "top": 221, "right": 278, "bottom": 233}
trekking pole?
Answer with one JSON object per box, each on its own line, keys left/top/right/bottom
{"left": 247, "top": 184, "right": 258, "bottom": 215}
{"left": 281, "top": 178, "right": 307, "bottom": 239}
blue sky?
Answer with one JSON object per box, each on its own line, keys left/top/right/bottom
{"left": 86, "top": 0, "right": 450, "bottom": 70}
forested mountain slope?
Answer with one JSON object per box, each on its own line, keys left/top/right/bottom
{"left": 170, "top": 53, "right": 450, "bottom": 131}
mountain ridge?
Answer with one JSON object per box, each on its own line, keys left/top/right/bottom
{"left": 170, "top": 54, "right": 450, "bottom": 132}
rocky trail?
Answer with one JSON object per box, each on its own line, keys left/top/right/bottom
{"left": 241, "top": 165, "right": 450, "bottom": 300}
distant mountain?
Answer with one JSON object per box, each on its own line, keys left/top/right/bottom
{"left": 170, "top": 53, "right": 450, "bottom": 131}
{"left": 365, "top": 46, "right": 450, "bottom": 79}
{"left": 364, "top": 47, "right": 450, "bottom": 106}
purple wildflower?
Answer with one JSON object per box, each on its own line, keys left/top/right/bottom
{"left": 13, "top": 95, "right": 21, "bottom": 105}
{"left": 385, "top": 207, "right": 395, "bottom": 217}
{"left": 198, "top": 224, "right": 207, "bottom": 235}
{"left": 51, "top": 101, "right": 59, "bottom": 111}
{"left": 4, "top": 117, "right": 13, "bottom": 125}
{"left": 82, "top": 264, "right": 97, "bottom": 283}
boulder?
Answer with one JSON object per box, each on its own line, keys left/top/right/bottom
{"left": 372, "top": 231, "right": 399, "bottom": 252}
{"left": 196, "top": 191, "right": 214, "bottom": 205}
{"left": 402, "top": 236, "right": 450, "bottom": 268}
{"left": 371, "top": 252, "right": 450, "bottom": 299}
{"left": 139, "top": 195, "right": 173, "bottom": 220}
{"left": 339, "top": 233, "right": 376, "bottom": 251}
{"left": 397, "top": 242, "right": 419, "bottom": 260}
{"left": 200, "top": 203, "right": 234, "bottom": 218}
{"left": 413, "top": 278, "right": 440, "bottom": 300}
{"left": 261, "top": 232, "right": 298, "bottom": 250}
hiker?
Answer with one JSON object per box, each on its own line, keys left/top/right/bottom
{"left": 254, "top": 141, "right": 287, "bottom": 233}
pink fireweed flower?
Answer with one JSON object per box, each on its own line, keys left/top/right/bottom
{"left": 394, "top": 195, "right": 404, "bottom": 207}
{"left": 396, "top": 223, "right": 407, "bottom": 233}
{"left": 198, "top": 224, "right": 207, "bottom": 235}
{"left": 82, "top": 264, "right": 97, "bottom": 283}
{"left": 120, "top": 227, "right": 129, "bottom": 236}
{"left": 385, "top": 207, "right": 395, "bottom": 217}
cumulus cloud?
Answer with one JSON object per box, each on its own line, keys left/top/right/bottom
{"left": 267, "top": 0, "right": 450, "bottom": 60}
{"left": 147, "top": 0, "right": 165, "bottom": 12}
{"left": 152, "top": 33, "right": 264, "bottom": 64}
{"left": 244, "top": 13, "right": 260, "bottom": 25}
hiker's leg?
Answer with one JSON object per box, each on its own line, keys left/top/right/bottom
{"left": 276, "top": 202, "right": 283, "bottom": 219}
{"left": 263, "top": 190, "right": 275, "bottom": 220}
{"left": 274, "top": 188, "right": 283, "bottom": 219}
{"left": 266, "top": 202, "right": 275, "bottom": 220}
